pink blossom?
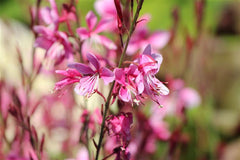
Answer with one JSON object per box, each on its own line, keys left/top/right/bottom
{"left": 39, "top": 0, "right": 76, "bottom": 30}
{"left": 39, "top": 0, "right": 59, "bottom": 30}
{"left": 149, "top": 104, "right": 170, "bottom": 140}
{"left": 94, "top": 0, "right": 118, "bottom": 31}
{"left": 34, "top": 26, "right": 73, "bottom": 65}
{"left": 179, "top": 88, "right": 201, "bottom": 108}
{"left": 127, "top": 20, "right": 170, "bottom": 55}
{"left": 55, "top": 68, "right": 82, "bottom": 91}
{"left": 114, "top": 68, "right": 137, "bottom": 103}
{"left": 134, "top": 44, "right": 163, "bottom": 76}
{"left": 113, "top": 45, "right": 168, "bottom": 105}
{"left": 59, "top": 4, "right": 77, "bottom": 23}
{"left": 76, "top": 11, "right": 117, "bottom": 51}
{"left": 142, "top": 74, "right": 169, "bottom": 105}
{"left": 68, "top": 53, "right": 114, "bottom": 97}
{"left": 160, "top": 78, "right": 201, "bottom": 116}
{"left": 135, "top": 45, "right": 169, "bottom": 105}
{"left": 107, "top": 112, "right": 133, "bottom": 147}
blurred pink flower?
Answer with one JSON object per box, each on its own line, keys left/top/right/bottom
{"left": 34, "top": 26, "right": 73, "bottom": 65}
{"left": 107, "top": 112, "right": 133, "bottom": 147}
{"left": 160, "top": 78, "right": 201, "bottom": 116}
{"left": 39, "top": 0, "right": 59, "bottom": 30}
{"left": 127, "top": 20, "right": 170, "bottom": 55}
{"left": 149, "top": 105, "right": 170, "bottom": 140}
{"left": 59, "top": 4, "right": 77, "bottom": 23}
{"left": 38, "top": 0, "right": 76, "bottom": 30}
{"left": 179, "top": 88, "right": 201, "bottom": 108}
{"left": 94, "top": 0, "right": 118, "bottom": 31}
{"left": 65, "top": 146, "right": 89, "bottom": 160}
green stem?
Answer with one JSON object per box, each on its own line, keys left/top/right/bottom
{"left": 95, "top": 1, "right": 144, "bottom": 159}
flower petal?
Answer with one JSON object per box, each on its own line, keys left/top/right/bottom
{"left": 68, "top": 63, "right": 95, "bottom": 75}
{"left": 100, "top": 67, "right": 114, "bottom": 85}
{"left": 86, "top": 53, "right": 100, "bottom": 71}
{"left": 158, "top": 82, "right": 169, "bottom": 95}
{"left": 136, "top": 74, "right": 144, "bottom": 94}
{"left": 142, "top": 44, "right": 151, "bottom": 55}
{"left": 34, "top": 26, "right": 53, "bottom": 36}
{"left": 40, "top": 7, "right": 52, "bottom": 24}
{"left": 114, "top": 68, "right": 125, "bottom": 84}
{"left": 94, "top": 18, "right": 111, "bottom": 33}
{"left": 74, "top": 75, "right": 98, "bottom": 97}
{"left": 97, "top": 35, "right": 117, "bottom": 50}
{"left": 148, "top": 31, "right": 170, "bottom": 49}
{"left": 35, "top": 37, "right": 53, "bottom": 49}
{"left": 86, "top": 11, "right": 97, "bottom": 31}
{"left": 119, "top": 87, "right": 131, "bottom": 102}
{"left": 76, "top": 28, "right": 89, "bottom": 40}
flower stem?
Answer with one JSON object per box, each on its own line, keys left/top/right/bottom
{"left": 95, "top": 1, "right": 144, "bottom": 159}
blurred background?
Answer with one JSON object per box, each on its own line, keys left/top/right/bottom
{"left": 1, "top": 0, "right": 240, "bottom": 159}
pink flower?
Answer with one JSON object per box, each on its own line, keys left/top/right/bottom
{"left": 94, "top": 0, "right": 118, "bottom": 31}
{"left": 142, "top": 74, "right": 169, "bottom": 105}
{"left": 106, "top": 112, "right": 133, "bottom": 147}
{"left": 68, "top": 53, "right": 114, "bottom": 97}
{"left": 34, "top": 26, "right": 73, "bottom": 65}
{"left": 160, "top": 78, "right": 201, "bottom": 116}
{"left": 179, "top": 88, "right": 201, "bottom": 108}
{"left": 149, "top": 104, "right": 170, "bottom": 140}
{"left": 127, "top": 19, "right": 170, "bottom": 55}
{"left": 76, "top": 11, "right": 117, "bottom": 51}
{"left": 59, "top": 4, "right": 77, "bottom": 23}
{"left": 38, "top": 0, "right": 76, "bottom": 30}
{"left": 135, "top": 45, "right": 169, "bottom": 105}
{"left": 39, "top": 0, "right": 59, "bottom": 30}
{"left": 114, "top": 68, "right": 137, "bottom": 103}
{"left": 55, "top": 68, "right": 82, "bottom": 91}
{"left": 113, "top": 45, "right": 168, "bottom": 105}
{"left": 136, "top": 44, "right": 163, "bottom": 74}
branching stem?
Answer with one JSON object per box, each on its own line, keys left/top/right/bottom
{"left": 95, "top": 1, "right": 144, "bottom": 159}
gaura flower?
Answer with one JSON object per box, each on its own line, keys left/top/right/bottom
{"left": 55, "top": 68, "right": 82, "bottom": 91}
{"left": 135, "top": 45, "right": 169, "bottom": 105}
{"left": 106, "top": 112, "right": 133, "bottom": 147}
{"left": 114, "top": 68, "right": 137, "bottom": 103}
{"left": 76, "top": 11, "right": 117, "bottom": 50}
{"left": 39, "top": 0, "right": 59, "bottom": 30}
{"left": 160, "top": 78, "right": 201, "bottom": 116}
{"left": 68, "top": 53, "right": 114, "bottom": 97}
{"left": 127, "top": 16, "right": 170, "bottom": 55}
{"left": 34, "top": 26, "right": 73, "bottom": 66}
{"left": 39, "top": 0, "right": 76, "bottom": 30}
{"left": 59, "top": 4, "right": 77, "bottom": 23}
{"left": 113, "top": 45, "right": 169, "bottom": 105}
{"left": 94, "top": 0, "right": 118, "bottom": 31}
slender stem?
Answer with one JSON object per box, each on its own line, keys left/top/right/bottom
{"left": 95, "top": 1, "right": 144, "bottom": 159}
{"left": 117, "top": 0, "right": 144, "bottom": 68}
{"left": 95, "top": 82, "right": 115, "bottom": 160}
